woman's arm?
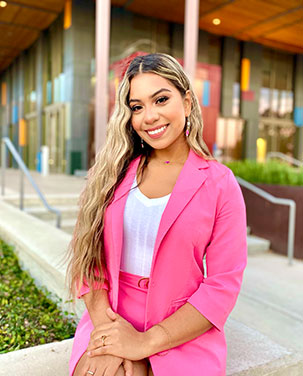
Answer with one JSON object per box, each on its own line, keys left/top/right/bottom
{"left": 82, "top": 288, "right": 113, "bottom": 327}
{"left": 145, "top": 302, "right": 213, "bottom": 355}
{"left": 87, "top": 302, "right": 212, "bottom": 361}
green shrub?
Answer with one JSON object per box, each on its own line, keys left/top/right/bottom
{"left": 225, "top": 160, "right": 303, "bottom": 186}
{"left": 0, "top": 239, "right": 76, "bottom": 354}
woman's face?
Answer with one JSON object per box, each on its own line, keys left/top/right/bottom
{"left": 129, "top": 73, "right": 191, "bottom": 151}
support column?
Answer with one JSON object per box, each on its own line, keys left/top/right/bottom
{"left": 221, "top": 37, "right": 237, "bottom": 117}
{"left": 95, "top": 0, "right": 111, "bottom": 154}
{"left": 240, "top": 42, "right": 263, "bottom": 159}
{"left": 64, "top": 0, "right": 95, "bottom": 174}
{"left": 184, "top": 0, "right": 199, "bottom": 82}
{"left": 36, "top": 35, "right": 43, "bottom": 151}
{"left": 294, "top": 54, "right": 303, "bottom": 160}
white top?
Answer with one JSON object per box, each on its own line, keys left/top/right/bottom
{"left": 120, "top": 176, "right": 171, "bottom": 277}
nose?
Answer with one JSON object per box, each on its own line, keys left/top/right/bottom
{"left": 143, "top": 105, "right": 159, "bottom": 125}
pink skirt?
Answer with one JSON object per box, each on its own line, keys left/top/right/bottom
{"left": 69, "top": 271, "right": 149, "bottom": 375}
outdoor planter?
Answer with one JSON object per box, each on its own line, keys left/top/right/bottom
{"left": 240, "top": 184, "right": 303, "bottom": 259}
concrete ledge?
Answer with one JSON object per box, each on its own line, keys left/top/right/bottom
{"left": 1, "top": 319, "right": 302, "bottom": 376}
{"left": 0, "top": 339, "right": 73, "bottom": 376}
{"left": 0, "top": 199, "right": 84, "bottom": 318}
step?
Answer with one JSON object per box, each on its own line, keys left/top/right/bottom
{"left": 24, "top": 205, "right": 78, "bottom": 221}
{"left": 4, "top": 194, "right": 79, "bottom": 207}
{"left": 45, "top": 217, "right": 77, "bottom": 234}
{"left": 247, "top": 234, "right": 270, "bottom": 254}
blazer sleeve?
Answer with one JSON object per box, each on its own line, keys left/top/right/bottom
{"left": 77, "top": 266, "right": 109, "bottom": 299}
{"left": 187, "top": 168, "right": 247, "bottom": 332}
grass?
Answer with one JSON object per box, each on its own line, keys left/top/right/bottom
{"left": 0, "top": 239, "right": 76, "bottom": 354}
{"left": 225, "top": 159, "right": 303, "bottom": 186}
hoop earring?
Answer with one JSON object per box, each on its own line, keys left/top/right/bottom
{"left": 141, "top": 138, "right": 144, "bottom": 149}
{"left": 185, "top": 117, "right": 191, "bottom": 137}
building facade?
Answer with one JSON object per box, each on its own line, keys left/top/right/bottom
{"left": 0, "top": 0, "right": 302, "bottom": 174}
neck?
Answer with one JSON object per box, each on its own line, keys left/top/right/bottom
{"left": 151, "top": 140, "right": 190, "bottom": 164}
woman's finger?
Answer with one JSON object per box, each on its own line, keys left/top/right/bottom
{"left": 87, "top": 344, "right": 112, "bottom": 357}
{"left": 123, "top": 359, "right": 133, "bottom": 376}
{"left": 106, "top": 307, "right": 119, "bottom": 321}
{"left": 91, "top": 322, "right": 115, "bottom": 337}
{"left": 88, "top": 330, "right": 113, "bottom": 351}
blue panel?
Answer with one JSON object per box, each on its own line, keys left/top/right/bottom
{"left": 12, "top": 105, "right": 18, "bottom": 124}
{"left": 60, "top": 73, "right": 65, "bottom": 102}
{"left": 36, "top": 152, "right": 41, "bottom": 172}
{"left": 294, "top": 107, "right": 303, "bottom": 127}
{"left": 202, "top": 80, "right": 210, "bottom": 107}
{"left": 47, "top": 81, "right": 52, "bottom": 104}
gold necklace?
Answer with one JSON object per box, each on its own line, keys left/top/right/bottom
{"left": 152, "top": 158, "right": 187, "bottom": 165}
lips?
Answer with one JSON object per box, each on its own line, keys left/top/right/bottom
{"left": 145, "top": 124, "right": 169, "bottom": 139}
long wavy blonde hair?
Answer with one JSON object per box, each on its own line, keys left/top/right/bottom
{"left": 67, "top": 53, "right": 214, "bottom": 298}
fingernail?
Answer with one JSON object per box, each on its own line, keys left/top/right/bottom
{"left": 87, "top": 351, "right": 91, "bottom": 356}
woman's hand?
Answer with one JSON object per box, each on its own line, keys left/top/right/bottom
{"left": 87, "top": 308, "right": 151, "bottom": 361}
{"left": 76, "top": 352, "right": 133, "bottom": 376}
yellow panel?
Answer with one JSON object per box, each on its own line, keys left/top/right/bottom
{"left": 19, "top": 118, "right": 27, "bottom": 146}
{"left": 1, "top": 82, "right": 6, "bottom": 105}
{"left": 241, "top": 58, "right": 250, "bottom": 91}
{"left": 64, "top": 0, "right": 72, "bottom": 30}
{"left": 257, "top": 138, "right": 267, "bottom": 163}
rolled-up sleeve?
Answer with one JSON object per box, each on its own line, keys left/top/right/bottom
{"left": 77, "top": 266, "right": 109, "bottom": 299}
{"left": 187, "top": 169, "right": 247, "bottom": 332}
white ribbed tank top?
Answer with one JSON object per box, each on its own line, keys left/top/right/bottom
{"left": 120, "top": 176, "right": 171, "bottom": 277}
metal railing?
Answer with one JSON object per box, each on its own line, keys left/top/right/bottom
{"left": 236, "top": 176, "right": 296, "bottom": 265}
{"left": 266, "top": 152, "right": 303, "bottom": 168}
{"left": 1, "top": 137, "right": 61, "bottom": 228}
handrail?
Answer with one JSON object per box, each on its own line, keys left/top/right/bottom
{"left": 236, "top": 176, "right": 296, "bottom": 265}
{"left": 1, "top": 137, "right": 61, "bottom": 228}
{"left": 266, "top": 152, "right": 303, "bottom": 168}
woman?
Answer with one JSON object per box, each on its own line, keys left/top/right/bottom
{"left": 67, "top": 53, "right": 247, "bottom": 376}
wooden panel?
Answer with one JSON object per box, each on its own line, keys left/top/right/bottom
{"left": 266, "top": 22, "right": 303, "bottom": 44}
{"left": 242, "top": 9, "right": 303, "bottom": 37}
{"left": 0, "top": 3, "right": 20, "bottom": 22}
{"left": 13, "top": 6, "right": 58, "bottom": 30}
{"left": 0, "top": 24, "right": 39, "bottom": 49}
{"left": 125, "top": 0, "right": 185, "bottom": 24}
{"left": 11, "top": 0, "right": 65, "bottom": 13}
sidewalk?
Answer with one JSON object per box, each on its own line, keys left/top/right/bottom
{"left": 1, "top": 168, "right": 86, "bottom": 197}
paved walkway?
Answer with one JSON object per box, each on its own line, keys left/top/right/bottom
{"left": 1, "top": 168, "right": 86, "bottom": 197}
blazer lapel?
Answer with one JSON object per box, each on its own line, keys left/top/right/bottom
{"left": 151, "top": 149, "right": 209, "bottom": 271}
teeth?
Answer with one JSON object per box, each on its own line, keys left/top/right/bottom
{"left": 147, "top": 125, "right": 167, "bottom": 135}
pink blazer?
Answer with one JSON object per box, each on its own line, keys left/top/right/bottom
{"left": 71, "top": 149, "right": 247, "bottom": 376}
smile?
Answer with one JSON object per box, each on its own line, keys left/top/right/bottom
{"left": 146, "top": 124, "right": 168, "bottom": 138}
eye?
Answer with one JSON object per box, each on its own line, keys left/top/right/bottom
{"left": 156, "top": 96, "right": 169, "bottom": 104}
{"left": 130, "top": 105, "right": 142, "bottom": 112}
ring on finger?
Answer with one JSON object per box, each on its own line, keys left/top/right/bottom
{"left": 100, "top": 335, "right": 107, "bottom": 346}
{"left": 87, "top": 371, "right": 95, "bottom": 375}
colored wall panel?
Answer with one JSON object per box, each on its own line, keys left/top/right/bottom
{"left": 1, "top": 82, "right": 6, "bottom": 105}
{"left": 294, "top": 107, "right": 303, "bottom": 127}
{"left": 64, "top": 0, "right": 72, "bottom": 30}
{"left": 19, "top": 118, "right": 27, "bottom": 146}
{"left": 241, "top": 58, "right": 250, "bottom": 91}
{"left": 12, "top": 105, "right": 18, "bottom": 124}
{"left": 202, "top": 80, "right": 210, "bottom": 107}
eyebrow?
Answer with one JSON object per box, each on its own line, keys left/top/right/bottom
{"left": 129, "top": 88, "right": 172, "bottom": 104}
